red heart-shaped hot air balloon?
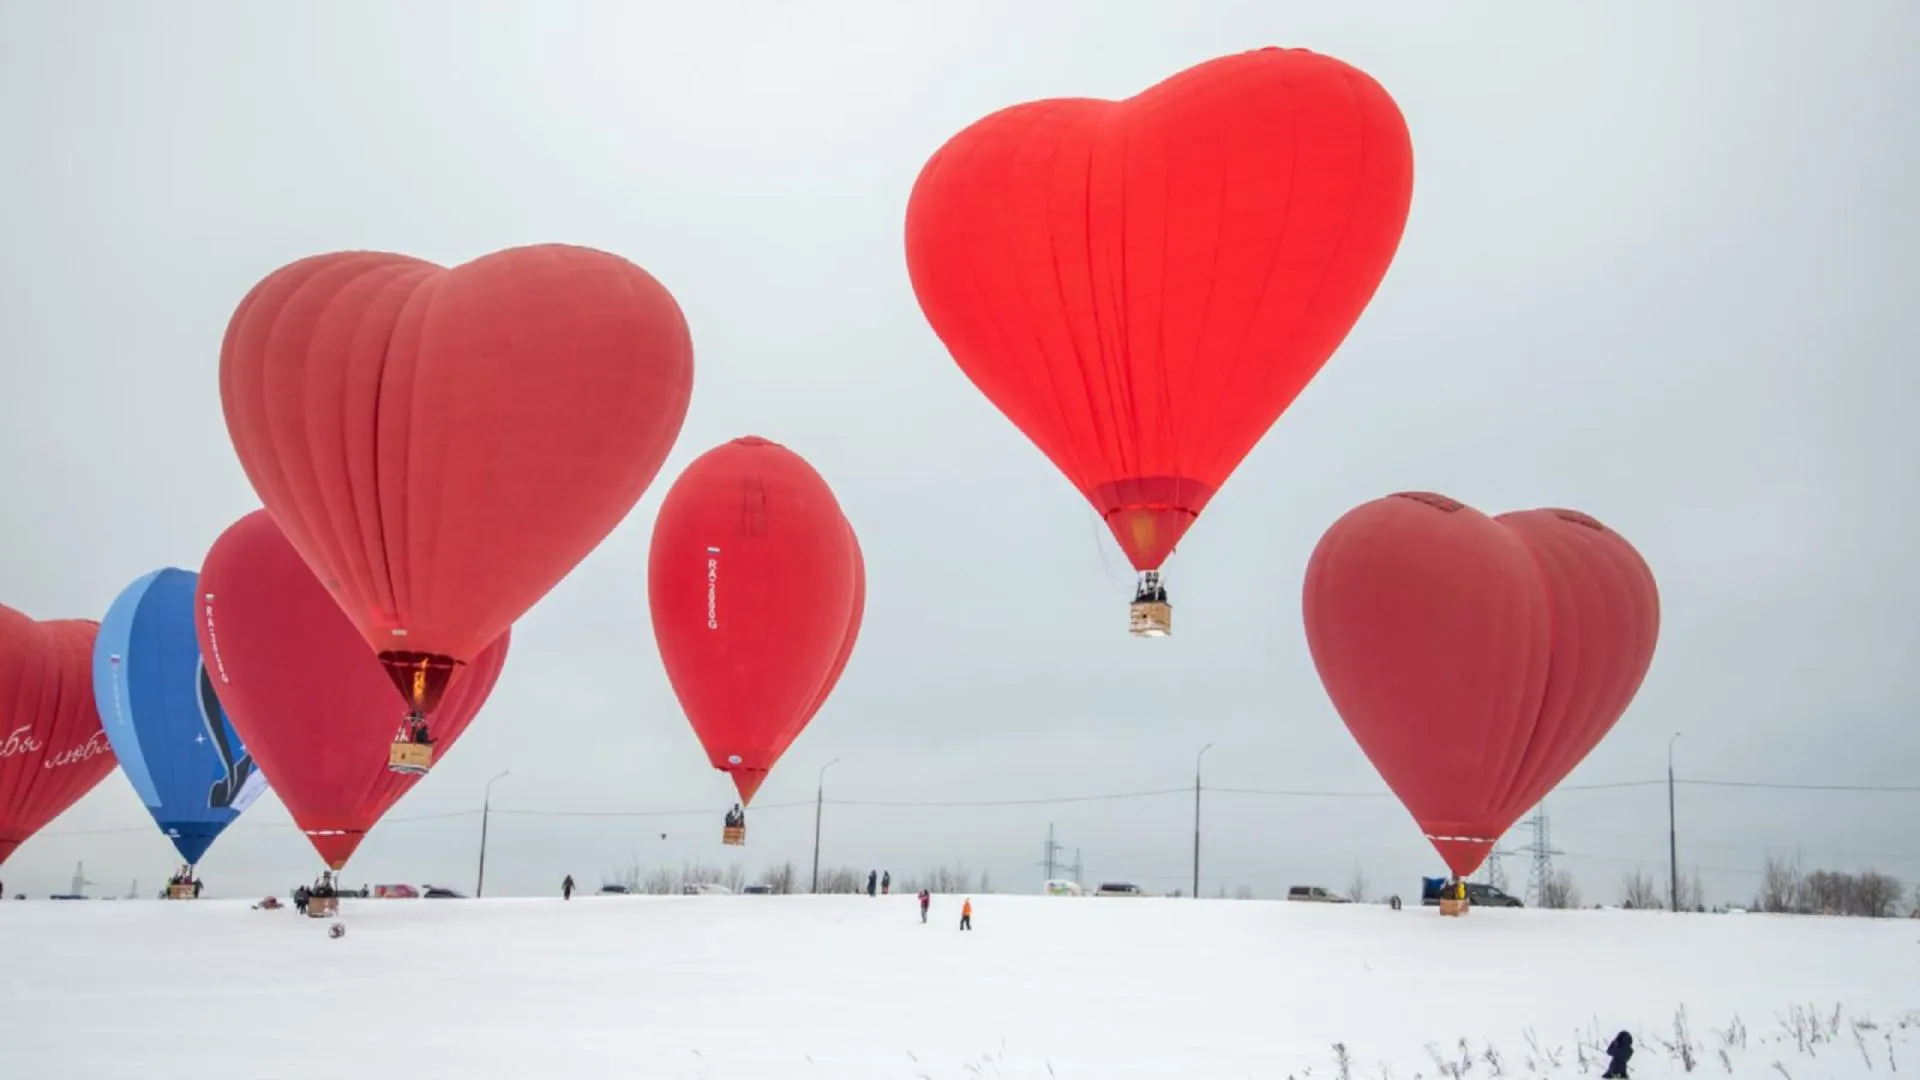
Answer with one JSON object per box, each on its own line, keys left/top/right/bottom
{"left": 196, "top": 511, "right": 510, "bottom": 869}
{"left": 906, "top": 47, "right": 1413, "bottom": 623}
{"left": 1, "top": 608, "right": 116, "bottom": 865}
{"left": 1302, "top": 493, "right": 1660, "bottom": 877}
{"left": 648, "top": 437, "right": 859, "bottom": 803}
{"left": 219, "top": 243, "right": 690, "bottom": 722}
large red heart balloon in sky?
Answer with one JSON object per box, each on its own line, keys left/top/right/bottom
{"left": 648, "top": 437, "right": 860, "bottom": 804}
{"left": 197, "top": 511, "right": 510, "bottom": 869}
{"left": 1302, "top": 493, "right": 1660, "bottom": 877}
{"left": 219, "top": 243, "right": 690, "bottom": 717}
{"left": 906, "top": 47, "right": 1414, "bottom": 573}
{"left": 1, "top": 608, "right": 116, "bottom": 865}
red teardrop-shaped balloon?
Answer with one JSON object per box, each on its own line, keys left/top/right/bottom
{"left": 0, "top": 609, "right": 116, "bottom": 865}
{"left": 906, "top": 48, "right": 1414, "bottom": 570}
{"left": 196, "top": 510, "right": 510, "bottom": 869}
{"left": 219, "top": 244, "right": 690, "bottom": 715}
{"left": 648, "top": 437, "right": 859, "bottom": 803}
{"left": 1302, "top": 493, "right": 1659, "bottom": 877}
{"left": 771, "top": 523, "right": 865, "bottom": 765}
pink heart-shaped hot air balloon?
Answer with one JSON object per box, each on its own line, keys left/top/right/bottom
{"left": 1302, "top": 493, "right": 1660, "bottom": 877}
{"left": 196, "top": 510, "right": 510, "bottom": 869}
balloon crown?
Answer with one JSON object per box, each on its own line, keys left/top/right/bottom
{"left": 1390, "top": 491, "right": 1465, "bottom": 513}
{"left": 1540, "top": 508, "right": 1608, "bottom": 532}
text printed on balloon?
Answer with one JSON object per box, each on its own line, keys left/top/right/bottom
{"left": 1, "top": 725, "right": 46, "bottom": 759}
{"left": 42, "top": 730, "right": 109, "bottom": 770}
{"left": 706, "top": 553, "right": 720, "bottom": 630}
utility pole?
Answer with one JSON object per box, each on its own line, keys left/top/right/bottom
{"left": 475, "top": 769, "right": 509, "bottom": 898}
{"left": 1193, "top": 743, "right": 1214, "bottom": 899}
{"left": 1668, "top": 732, "right": 1682, "bottom": 913}
{"left": 1523, "top": 807, "right": 1564, "bottom": 907}
{"left": 1043, "top": 823, "right": 1061, "bottom": 883}
{"left": 1071, "top": 848, "right": 1082, "bottom": 888}
{"left": 810, "top": 758, "right": 840, "bottom": 893}
{"left": 1482, "top": 845, "right": 1519, "bottom": 892}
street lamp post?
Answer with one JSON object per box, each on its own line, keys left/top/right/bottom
{"left": 1667, "top": 732, "right": 1682, "bottom": 913}
{"left": 811, "top": 758, "right": 841, "bottom": 893}
{"left": 475, "top": 769, "right": 510, "bottom": 899}
{"left": 1193, "top": 743, "right": 1214, "bottom": 900}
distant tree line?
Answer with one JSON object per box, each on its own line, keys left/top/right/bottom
{"left": 605, "top": 860, "right": 996, "bottom": 896}
{"left": 1755, "top": 854, "right": 1909, "bottom": 917}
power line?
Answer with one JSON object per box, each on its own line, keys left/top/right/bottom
{"left": 826, "top": 787, "right": 1188, "bottom": 808}
{"left": 34, "top": 773, "right": 1920, "bottom": 841}
{"left": 1678, "top": 779, "right": 1920, "bottom": 793}
{"left": 491, "top": 800, "right": 815, "bottom": 819}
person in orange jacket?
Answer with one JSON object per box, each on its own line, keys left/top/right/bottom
{"left": 959, "top": 897, "right": 972, "bottom": 930}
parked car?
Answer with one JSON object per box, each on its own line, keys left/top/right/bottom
{"left": 421, "top": 885, "right": 467, "bottom": 899}
{"left": 372, "top": 883, "right": 419, "bottom": 899}
{"left": 681, "top": 882, "right": 732, "bottom": 896}
{"left": 741, "top": 884, "right": 774, "bottom": 894}
{"left": 1419, "top": 877, "right": 1523, "bottom": 907}
{"left": 597, "top": 884, "right": 631, "bottom": 895}
{"left": 1094, "top": 882, "right": 1145, "bottom": 897}
{"left": 1043, "top": 879, "right": 1085, "bottom": 896}
{"left": 1286, "top": 885, "right": 1350, "bottom": 903}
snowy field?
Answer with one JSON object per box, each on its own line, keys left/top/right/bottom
{"left": 2, "top": 893, "right": 1915, "bottom": 1079}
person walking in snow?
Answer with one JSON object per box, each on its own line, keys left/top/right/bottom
{"left": 959, "top": 897, "right": 972, "bottom": 930}
{"left": 866, "top": 870, "right": 877, "bottom": 897}
{"left": 918, "top": 889, "right": 930, "bottom": 923}
{"left": 562, "top": 875, "right": 575, "bottom": 901}
{"left": 881, "top": 871, "right": 891, "bottom": 895}
{"left": 1601, "top": 1031, "right": 1633, "bottom": 1077}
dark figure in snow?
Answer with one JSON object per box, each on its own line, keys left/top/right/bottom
{"left": 563, "top": 875, "right": 575, "bottom": 900}
{"left": 959, "top": 898, "right": 972, "bottom": 930}
{"left": 1602, "top": 1031, "right": 1633, "bottom": 1078}
{"left": 193, "top": 878, "right": 203, "bottom": 898}
{"left": 1389, "top": 894, "right": 1402, "bottom": 911}
{"left": 293, "top": 885, "right": 311, "bottom": 914}
{"left": 866, "top": 870, "right": 877, "bottom": 897}
{"left": 918, "top": 889, "right": 930, "bottom": 923}
{"left": 881, "top": 871, "right": 891, "bottom": 895}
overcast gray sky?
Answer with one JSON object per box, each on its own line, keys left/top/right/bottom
{"left": 2, "top": 1, "right": 1915, "bottom": 905}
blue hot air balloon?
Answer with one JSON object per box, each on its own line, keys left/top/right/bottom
{"left": 94, "top": 568, "right": 267, "bottom": 866}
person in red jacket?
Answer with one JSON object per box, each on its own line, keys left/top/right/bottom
{"left": 918, "top": 889, "right": 930, "bottom": 923}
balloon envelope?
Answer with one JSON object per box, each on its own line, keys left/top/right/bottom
{"left": 219, "top": 243, "right": 690, "bottom": 714}
{"left": 196, "top": 511, "right": 510, "bottom": 869}
{"left": 1302, "top": 493, "right": 1659, "bottom": 877}
{"left": 1, "top": 608, "right": 116, "bottom": 866}
{"left": 906, "top": 47, "right": 1413, "bottom": 570}
{"left": 94, "top": 568, "right": 267, "bottom": 865}
{"left": 773, "top": 525, "right": 864, "bottom": 763}
{"left": 648, "top": 437, "right": 858, "bottom": 803}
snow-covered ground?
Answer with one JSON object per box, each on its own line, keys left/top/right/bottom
{"left": 2, "top": 893, "right": 1914, "bottom": 1078}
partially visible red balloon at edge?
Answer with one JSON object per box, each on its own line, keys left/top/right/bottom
{"left": 196, "top": 510, "right": 511, "bottom": 869}
{"left": 648, "top": 437, "right": 859, "bottom": 804}
{"left": 219, "top": 243, "right": 690, "bottom": 714}
{"left": 1302, "top": 493, "right": 1659, "bottom": 877}
{"left": 906, "top": 48, "right": 1414, "bottom": 571}
{"left": 0, "top": 608, "right": 116, "bottom": 866}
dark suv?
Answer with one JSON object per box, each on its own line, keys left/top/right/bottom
{"left": 1422, "top": 881, "right": 1523, "bottom": 907}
